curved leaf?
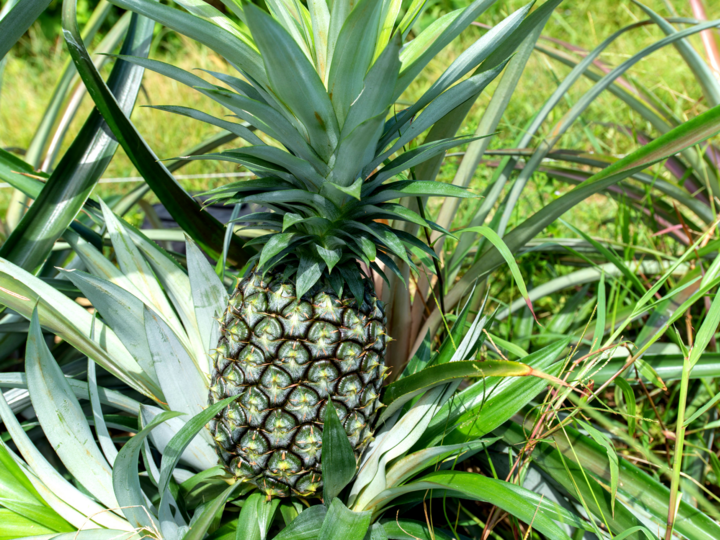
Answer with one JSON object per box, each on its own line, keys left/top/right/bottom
{"left": 0, "top": 393, "right": 131, "bottom": 530}
{"left": 323, "top": 401, "right": 357, "bottom": 503}
{"left": 113, "top": 410, "right": 183, "bottom": 530}
{"left": 382, "top": 359, "right": 548, "bottom": 406}
{"left": 25, "top": 307, "right": 118, "bottom": 510}
{"left": 185, "top": 236, "right": 228, "bottom": 356}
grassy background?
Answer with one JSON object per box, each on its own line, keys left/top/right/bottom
{"left": 0, "top": 0, "right": 717, "bottom": 235}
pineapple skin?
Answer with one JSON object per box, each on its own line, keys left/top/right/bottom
{"left": 208, "top": 272, "right": 387, "bottom": 498}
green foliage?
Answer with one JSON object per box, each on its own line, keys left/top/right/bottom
{"left": 3, "top": 0, "right": 720, "bottom": 539}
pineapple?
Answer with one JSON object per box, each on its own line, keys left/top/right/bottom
{"left": 114, "top": 0, "right": 509, "bottom": 498}
{"left": 208, "top": 271, "right": 387, "bottom": 497}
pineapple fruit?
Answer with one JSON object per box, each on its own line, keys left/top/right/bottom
{"left": 208, "top": 272, "right": 387, "bottom": 497}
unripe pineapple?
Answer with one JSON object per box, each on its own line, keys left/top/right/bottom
{"left": 208, "top": 271, "right": 388, "bottom": 497}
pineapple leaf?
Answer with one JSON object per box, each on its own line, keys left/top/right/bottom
{"left": 364, "top": 180, "right": 476, "bottom": 205}
{"left": 144, "top": 306, "right": 209, "bottom": 419}
{"left": 186, "top": 236, "right": 229, "bottom": 355}
{"left": 296, "top": 251, "right": 326, "bottom": 298}
{"left": 181, "top": 151, "right": 301, "bottom": 186}
{"left": 393, "top": 1, "right": 532, "bottom": 131}
{"left": 395, "top": 0, "right": 497, "bottom": 98}
{"left": 148, "top": 105, "right": 263, "bottom": 146}
{"left": 140, "top": 406, "right": 218, "bottom": 471}
{"left": 381, "top": 360, "right": 547, "bottom": 407}
{"left": 172, "top": 0, "right": 249, "bottom": 43}
{"left": 273, "top": 505, "right": 327, "bottom": 540}
{"left": 114, "top": 410, "right": 184, "bottom": 530}
{"left": 366, "top": 223, "right": 410, "bottom": 265}
{"left": 283, "top": 213, "right": 306, "bottom": 231}
{"left": 457, "top": 225, "right": 536, "bottom": 321}
{"left": 0, "top": 149, "right": 46, "bottom": 197}
{"left": 322, "top": 401, "right": 357, "bottom": 503}
{"left": 315, "top": 244, "right": 342, "bottom": 273}
{"left": 369, "top": 472, "right": 573, "bottom": 539}
{"left": 326, "top": 112, "right": 386, "bottom": 193}
{"left": 26, "top": 307, "right": 118, "bottom": 510}
{"left": 206, "top": 88, "right": 328, "bottom": 172}
{"left": 107, "top": 0, "right": 267, "bottom": 84}
{"left": 226, "top": 147, "right": 325, "bottom": 188}
{"left": 418, "top": 340, "right": 569, "bottom": 449}
{"left": 265, "top": 0, "right": 314, "bottom": 59}
{"left": 87, "top": 358, "right": 119, "bottom": 467}
{"left": 188, "top": 147, "right": 325, "bottom": 189}
{"left": 337, "top": 264, "right": 366, "bottom": 305}
{"left": 244, "top": 2, "right": 339, "bottom": 161}
{"left": 326, "top": 0, "right": 355, "bottom": 73}
{"left": 236, "top": 190, "right": 341, "bottom": 220}
{"left": 480, "top": 0, "right": 563, "bottom": 73}
{"left": 378, "top": 61, "right": 508, "bottom": 165}
{"left": 183, "top": 482, "right": 243, "bottom": 540}
{"left": 326, "top": 177, "right": 363, "bottom": 200}
{"left": 121, "top": 223, "right": 210, "bottom": 376}
{"left": 112, "top": 53, "right": 214, "bottom": 89}
{"left": 308, "top": 0, "right": 330, "bottom": 78}
{"left": 373, "top": 0, "right": 401, "bottom": 61}
{"left": 338, "top": 233, "right": 373, "bottom": 263}
{"left": 156, "top": 396, "right": 239, "bottom": 519}
{"left": 0, "top": 257, "right": 160, "bottom": 399}
{"left": 235, "top": 491, "right": 282, "bottom": 540}
{"left": 62, "top": 269, "right": 155, "bottom": 380}
{"left": 350, "top": 385, "right": 450, "bottom": 510}
{"left": 0, "top": 443, "right": 73, "bottom": 533}
{"left": 196, "top": 68, "right": 267, "bottom": 102}
{"left": 351, "top": 205, "right": 426, "bottom": 228}
{"left": 101, "top": 200, "right": 188, "bottom": 337}
{"left": 370, "top": 260, "right": 390, "bottom": 286}
{"left": 0, "top": 10, "right": 150, "bottom": 274}
{"left": 327, "top": 0, "right": 382, "bottom": 126}
{"left": 366, "top": 136, "right": 479, "bottom": 191}
{"left": 380, "top": 519, "right": 457, "bottom": 540}
{"left": 394, "top": 230, "right": 438, "bottom": 261}
{"left": 397, "top": 9, "right": 461, "bottom": 70}
{"left": 0, "top": 441, "right": 44, "bottom": 507}
{"left": 396, "top": 0, "right": 428, "bottom": 37}
{"left": 203, "top": 178, "right": 296, "bottom": 199}
{"left": 0, "top": 393, "right": 128, "bottom": 530}
{"left": 375, "top": 251, "right": 406, "bottom": 284}
{"left": 259, "top": 233, "right": 297, "bottom": 269}
{"left": 318, "top": 498, "right": 371, "bottom": 540}
{"left": 385, "top": 439, "right": 496, "bottom": 488}
{"left": 342, "top": 31, "right": 401, "bottom": 139}
{"left": 0, "top": 0, "right": 52, "bottom": 60}
{"left": 64, "top": 1, "right": 252, "bottom": 266}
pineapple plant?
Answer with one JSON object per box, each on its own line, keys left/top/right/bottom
{"left": 4, "top": 0, "right": 720, "bottom": 536}
{"left": 114, "top": 0, "right": 526, "bottom": 497}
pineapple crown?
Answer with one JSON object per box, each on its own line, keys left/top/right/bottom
{"left": 117, "top": 0, "right": 532, "bottom": 297}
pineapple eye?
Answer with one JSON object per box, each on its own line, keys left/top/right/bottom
{"left": 307, "top": 360, "right": 339, "bottom": 398}
{"left": 336, "top": 341, "right": 363, "bottom": 373}
{"left": 286, "top": 386, "right": 321, "bottom": 423}
{"left": 260, "top": 366, "right": 293, "bottom": 404}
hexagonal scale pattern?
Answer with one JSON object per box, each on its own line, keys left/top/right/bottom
{"left": 208, "top": 272, "right": 387, "bottom": 498}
